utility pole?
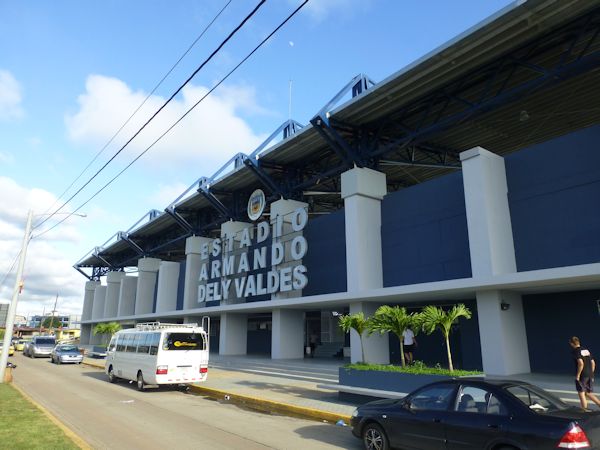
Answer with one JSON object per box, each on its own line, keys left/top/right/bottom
{"left": 0, "top": 210, "right": 33, "bottom": 383}
{"left": 38, "top": 306, "right": 45, "bottom": 334}
{"left": 50, "top": 293, "right": 59, "bottom": 332}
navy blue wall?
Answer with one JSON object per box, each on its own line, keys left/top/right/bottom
{"left": 303, "top": 209, "right": 347, "bottom": 295}
{"left": 382, "top": 172, "right": 471, "bottom": 287}
{"left": 388, "top": 300, "right": 482, "bottom": 371}
{"left": 523, "top": 290, "right": 600, "bottom": 374}
{"left": 506, "top": 126, "right": 600, "bottom": 271}
{"left": 176, "top": 261, "right": 185, "bottom": 310}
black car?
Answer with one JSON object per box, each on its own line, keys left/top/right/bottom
{"left": 351, "top": 378, "right": 600, "bottom": 450}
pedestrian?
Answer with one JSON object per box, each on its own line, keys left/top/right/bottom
{"left": 569, "top": 336, "right": 600, "bottom": 410}
{"left": 309, "top": 332, "right": 319, "bottom": 358}
{"left": 402, "top": 328, "right": 417, "bottom": 365}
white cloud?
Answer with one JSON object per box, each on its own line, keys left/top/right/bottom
{"left": 0, "top": 176, "right": 87, "bottom": 317}
{"left": 65, "top": 75, "right": 268, "bottom": 174}
{"left": 0, "top": 69, "right": 24, "bottom": 121}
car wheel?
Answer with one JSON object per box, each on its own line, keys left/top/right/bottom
{"left": 57, "top": 357, "right": 61, "bottom": 365}
{"left": 108, "top": 366, "right": 118, "bottom": 383}
{"left": 136, "top": 371, "right": 145, "bottom": 392}
{"left": 362, "top": 423, "right": 389, "bottom": 450}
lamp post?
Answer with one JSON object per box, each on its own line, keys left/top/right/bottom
{"left": 0, "top": 210, "right": 33, "bottom": 383}
{"left": 0, "top": 210, "right": 86, "bottom": 383}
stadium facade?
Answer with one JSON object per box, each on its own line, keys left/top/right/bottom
{"left": 76, "top": 0, "right": 600, "bottom": 376}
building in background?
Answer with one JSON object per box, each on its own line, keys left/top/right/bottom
{"left": 0, "top": 300, "right": 9, "bottom": 327}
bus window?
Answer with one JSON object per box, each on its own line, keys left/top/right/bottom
{"left": 163, "top": 333, "right": 206, "bottom": 351}
{"left": 108, "top": 336, "right": 117, "bottom": 352}
{"left": 116, "top": 335, "right": 125, "bottom": 352}
{"left": 149, "top": 333, "right": 160, "bottom": 355}
{"left": 124, "top": 334, "right": 135, "bottom": 352}
{"left": 137, "top": 334, "right": 150, "bottom": 354}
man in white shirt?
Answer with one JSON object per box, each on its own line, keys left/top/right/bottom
{"left": 402, "top": 328, "right": 418, "bottom": 364}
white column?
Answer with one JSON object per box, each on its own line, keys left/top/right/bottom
{"left": 155, "top": 261, "right": 180, "bottom": 313}
{"left": 270, "top": 199, "right": 308, "bottom": 300}
{"left": 118, "top": 276, "right": 137, "bottom": 317}
{"left": 82, "top": 281, "right": 99, "bottom": 321}
{"left": 341, "top": 167, "right": 387, "bottom": 292}
{"left": 219, "top": 313, "right": 247, "bottom": 355}
{"left": 221, "top": 221, "right": 252, "bottom": 304}
{"left": 461, "top": 147, "right": 528, "bottom": 375}
{"left": 135, "top": 257, "right": 161, "bottom": 315}
{"left": 460, "top": 147, "right": 516, "bottom": 277}
{"left": 80, "top": 324, "right": 93, "bottom": 345}
{"left": 476, "top": 291, "right": 530, "bottom": 375}
{"left": 183, "top": 236, "right": 213, "bottom": 310}
{"left": 350, "top": 302, "right": 389, "bottom": 364}
{"left": 91, "top": 285, "right": 107, "bottom": 321}
{"left": 104, "top": 272, "right": 124, "bottom": 319}
{"left": 271, "top": 309, "right": 304, "bottom": 359}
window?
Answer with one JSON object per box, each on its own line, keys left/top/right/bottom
{"left": 149, "top": 333, "right": 160, "bottom": 355}
{"left": 124, "top": 334, "right": 135, "bottom": 353}
{"left": 455, "top": 386, "right": 508, "bottom": 415}
{"left": 35, "top": 338, "right": 56, "bottom": 345}
{"left": 137, "top": 334, "right": 150, "bottom": 354}
{"left": 108, "top": 337, "right": 117, "bottom": 352}
{"left": 409, "top": 384, "right": 456, "bottom": 411}
{"left": 116, "top": 335, "right": 125, "bottom": 352}
{"left": 162, "top": 332, "right": 206, "bottom": 351}
{"left": 506, "top": 385, "right": 567, "bottom": 413}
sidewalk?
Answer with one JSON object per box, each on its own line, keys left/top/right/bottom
{"left": 83, "top": 355, "right": 358, "bottom": 423}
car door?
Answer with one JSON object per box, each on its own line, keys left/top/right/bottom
{"left": 387, "top": 383, "right": 456, "bottom": 450}
{"left": 444, "top": 385, "right": 512, "bottom": 450}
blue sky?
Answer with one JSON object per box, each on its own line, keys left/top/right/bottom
{"left": 0, "top": 0, "right": 513, "bottom": 317}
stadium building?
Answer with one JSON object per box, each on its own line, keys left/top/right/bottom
{"left": 76, "top": 0, "right": 600, "bottom": 376}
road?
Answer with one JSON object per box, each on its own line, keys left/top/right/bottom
{"left": 11, "top": 353, "right": 360, "bottom": 450}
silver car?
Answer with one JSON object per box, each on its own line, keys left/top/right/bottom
{"left": 50, "top": 344, "right": 83, "bottom": 364}
{"left": 26, "top": 336, "right": 57, "bottom": 358}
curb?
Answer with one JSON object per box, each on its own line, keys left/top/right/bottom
{"left": 11, "top": 382, "right": 93, "bottom": 450}
{"left": 83, "top": 359, "right": 352, "bottom": 425}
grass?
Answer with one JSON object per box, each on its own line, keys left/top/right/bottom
{"left": 0, "top": 383, "right": 80, "bottom": 450}
{"left": 345, "top": 360, "right": 483, "bottom": 377}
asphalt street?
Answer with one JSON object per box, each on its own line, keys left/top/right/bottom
{"left": 11, "top": 353, "right": 360, "bottom": 450}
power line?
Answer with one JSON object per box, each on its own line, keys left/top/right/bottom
{"left": 34, "top": 0, "right": 310, "bottom": 240}
{"left": 34, "top": 0, "right": 264, "bottom": 231}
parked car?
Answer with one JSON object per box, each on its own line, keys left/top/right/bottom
{"left": 0, "top": 341, "right": 15, "bottom": 357}
{"left": 24, "top": 336, "right": 56, "bottom": 358}
{"left": 50, "top": 344, "right": 83, "bottom": 365}
{"left": 351, "top": 378, "right": 600, "bottom": 450}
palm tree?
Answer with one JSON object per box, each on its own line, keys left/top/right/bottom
{"left": 368, "top": 305, "right": 417, "bottom": 367}
{"left": 420, "top": 304, "right": 471, "bottom": 372}
{"left": 338, "top": 312, "right": 370, "bottom": 363}
{"left": 93, "top": 322, "right": 122, "bottom": 346}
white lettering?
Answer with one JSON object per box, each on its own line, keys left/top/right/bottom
{"left": 292, "top": 265, "right": 308, "bottom": 290}
{"left": 291, "top": 208, "right": 308, "bottom": 231}
{"left": 201, "top": 242, "right": 209, "bottom": 260}
{"left": 238, "top": 252, "right": 249, "bottom": 273}
{"left": 253, "top": 247, "right": 267, "bottom": 270}
{"left": 290, "top": 235, "right": 308, "bottom": 260}
{"left": 211, "top": 259, "right": 221, "bottom": 279}
{"left": 271, "top": 242, "right": 284, "bottom": 265}
{"left": 279, "top": 267, "right": 293, "bottom": 292}
{"left": 272, "top": 215, "right": 283, "bottom": 238}
{"left": 240, "top": 227, "right": 252, "bottom": 248}
{"left": 255, "top": 273, "right": 267, "bottom": 295}
{"left": 212, "top": 238, "right": 221, "bottom": 257}
{"left": 199, "top": 263, "right": 208, "bottom": 282}
{"left": 222, "top": 255, "right": 235, "bottom": 276}
{"left": 244, "top": 275, "right": 256, "bottom": 297}
{"left": 221, "top": 279, "right": 231, "bottom": 300}
{"left": 267, "top": 270, "right": 279, "bottom": 294}
{"left": 256, "top": 221, "right": 269, "bottom": 243}
{"left": 235, "top": 277, "right": 246, "bottom": 297}
{"left": 198, "top": 284, "right": 206, "bottom": 302}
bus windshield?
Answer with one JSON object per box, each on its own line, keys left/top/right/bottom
{"left": 162, "top": 332, "right": 206, "bottom": 351}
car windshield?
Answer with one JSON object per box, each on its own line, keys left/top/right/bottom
{"left": 35, "top": 338, "right": 56, "bottom": 345}
{"left": 162, "top": 332, "right": 206, "bottom": 351}
{"left": 505, "top": 384, "right": 568, "bottom": 413}
{"left": 59, "top": 345, "right": 78, "bottom": 352}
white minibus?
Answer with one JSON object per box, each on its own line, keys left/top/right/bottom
{"left": 105, "top": 320, "right": 209, "bottom": 391}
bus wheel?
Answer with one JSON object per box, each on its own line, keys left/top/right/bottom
{"left": 136, "top": 371, "right": 146, "bottom": 392}
{"left": 108, "top": 366, "right": 117, "bottom": 383}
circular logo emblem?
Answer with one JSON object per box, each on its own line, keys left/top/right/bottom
{"left": 247, "top": 189, "right": 266, "bottom": 221}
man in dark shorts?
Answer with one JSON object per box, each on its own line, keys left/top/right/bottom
{"left": 569, "top": 336, "right": 600, "bottom": 410}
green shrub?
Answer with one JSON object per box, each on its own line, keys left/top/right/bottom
{"left": 344, "top": 360, "right": 482, "bottom": 377}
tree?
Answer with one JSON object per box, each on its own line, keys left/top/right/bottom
{"left": 420, "top": 304, "right": 472, "bottom": 372}
{"left": 368, "top": 305, "right": 419, "bottom": 367}
{"left": 42, "top": 316, "right": 61, "bottom": 329}
{"left": 338, "top": 312, "right": 370, "bottom": 363}
{"left": 93, "top": 322, "right": 122, "bottom": 345}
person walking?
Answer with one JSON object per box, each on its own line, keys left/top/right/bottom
{"left": 402, "top": 328, "right": 418, "bottom": 365}
{"left": 569, "top": 336, "right": 600, "bottom": 410}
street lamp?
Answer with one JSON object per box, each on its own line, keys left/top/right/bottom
{"left": 0, "top": 210, "right": 86, "bottom": 383}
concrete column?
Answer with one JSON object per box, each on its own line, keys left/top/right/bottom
{"left": 271, "top": 309, "right": 304, "bottom": 359}
{"left": 82, "top": 281, "right": 99, "bottom": 321}
{"left": 476, "top": 291, "right": 530, "bottom": 375}
{"left": 183, "top": 236, "right": 213, "bottom": 309}
{"left": 104, "top": 272, "right": 125, "bottom": 319}
{"left": 219, "top": 313, "right": 247, "bottom": 355}
{"left": 270, "top": 199, "right": 308, "bottom": 300}
{"left": 118, "top": 276, "right": 137, "bottom": 317}
{"left": 460, "top": 147, "right": 517, "bottom": 277}
{"left": 221, "top": 221, "right": 253, "bottom": 304}
{"left": 80, "top": 324, "right": 93, "bottom": 345}
{"left": 135, "top": 257, "right": 161, "bottom": 315}
{"left": 91, "top": 285, "right": 107, "bottom": 321}
{"left": 341, "top": 167, "right": 387, "bottom": 292}
{"left": 155, "top": 261, "right": 180, "bottom": 313}
{"left": 349, "top": 302, "right": 390, "bottom": 364}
